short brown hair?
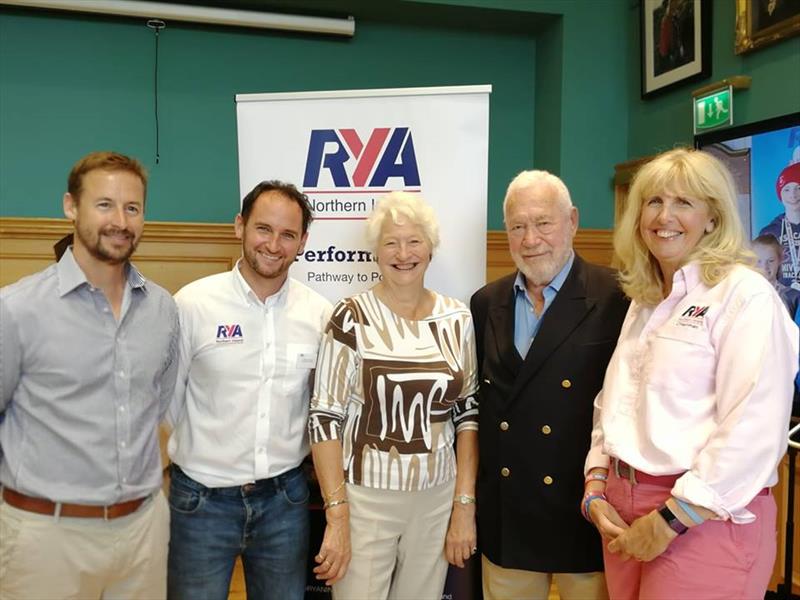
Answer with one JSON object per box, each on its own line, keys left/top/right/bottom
{"left": 752, "top": 233, "right": 783, "bottom": 257}
{"left": 67, "top": 151, "right": 148, "bottom": 202}
{"left": 241, "top": 180, "right": 313, "bottom": 233}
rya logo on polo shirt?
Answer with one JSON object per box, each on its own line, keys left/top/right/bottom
{"left": 676, "top": 305, "right": 710, "bottom": 329}
{"left": 215, "top": 324, "right": 243, "bottom": 343}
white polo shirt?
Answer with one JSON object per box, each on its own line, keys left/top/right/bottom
{"left": 168, "top": 263, "right": 332, "bottom": 487}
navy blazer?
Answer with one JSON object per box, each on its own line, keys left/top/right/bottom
{"left": 470, "top": 254, "right": 629, "bottom": 573}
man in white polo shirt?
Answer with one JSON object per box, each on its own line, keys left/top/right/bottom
{"left": 166, "top": 181, "right": 332, "bottom": 600}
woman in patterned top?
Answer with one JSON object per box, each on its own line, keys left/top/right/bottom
{"left": 308, "top": 192, "right": 479, "bottom": 600}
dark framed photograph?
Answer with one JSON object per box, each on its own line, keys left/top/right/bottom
{"left": 641, "top": 0, "right": 712, "bottom": 98}
{"left": 735, "top": 0, "right": 800, "bottom": 54}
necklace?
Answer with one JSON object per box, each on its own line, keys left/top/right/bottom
{"left": 780, "top": 217, "right": 800, "bottom": 290}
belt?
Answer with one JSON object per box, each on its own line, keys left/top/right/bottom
{"left": 611, "top": 460, "right": 770, "bottom": 497}
{"left": 613, "top": 458, "right": 682, "bottom": 486}
{"left": 2, "top": 488, "right": 147, "bottom": 519}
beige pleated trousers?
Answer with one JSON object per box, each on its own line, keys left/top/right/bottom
{"left": 333, "top": 479, "right": 455, "bottom": 600}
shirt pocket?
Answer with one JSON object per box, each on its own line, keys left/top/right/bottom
{"left": 649, "top": 326, "right": 715, "bottom": 395}
{"left": 283, "top": 343, "right": 319, "bottom": 395}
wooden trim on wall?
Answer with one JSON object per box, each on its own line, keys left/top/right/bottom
{"left": 487, "top": 228, "right": 614, "bottom": 282}
{"left": 0, "top": 217, "right": 242, "bottom": 293}
{"left": 1, "top": 218, "right": 616, "bottom": 292}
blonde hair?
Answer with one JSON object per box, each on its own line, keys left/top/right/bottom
{"left": 365, "top": 191, "right": 440, "bottom": 254}
{"left": 615, "top": 148, "right": 754, "bottom": 305}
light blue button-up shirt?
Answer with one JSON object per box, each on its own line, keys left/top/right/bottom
{"left": 513, "top": 252, "right": 575, "bottom": 358}
{"left": 0, "top": 248, "right": 179, "bottom": 504}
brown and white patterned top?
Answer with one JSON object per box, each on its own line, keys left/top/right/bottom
{"left": 309, "top": 289, "right": 479, "bottom": 491}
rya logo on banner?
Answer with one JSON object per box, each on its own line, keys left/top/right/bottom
{"left": 303, "top": 127, "right": 421, "bottom": 188}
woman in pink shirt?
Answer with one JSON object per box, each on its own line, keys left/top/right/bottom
{"left": 583, "top": 148, "right": 798, "bottom": 600}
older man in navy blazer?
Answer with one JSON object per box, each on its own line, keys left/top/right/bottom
{"left": 471, "top": 170, "right": 628, "bottom": 599}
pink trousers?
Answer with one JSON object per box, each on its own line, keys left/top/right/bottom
{"left": 603, "top": 468, "right": 777, "bottom": 600}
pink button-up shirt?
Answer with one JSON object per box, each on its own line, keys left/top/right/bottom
{"left": 586, "top": 262, "right": 799, "bottom": 523}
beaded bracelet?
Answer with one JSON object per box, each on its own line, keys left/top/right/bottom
{"left": 581, "top": 491, "right": 606, "bottom": 523}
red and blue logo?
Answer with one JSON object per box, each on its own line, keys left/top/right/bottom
{"left": 303, "top": 127, "right": 421, "bottom": 189}
{"left": 216, "top": 324, "right": 243, "bottom": 343}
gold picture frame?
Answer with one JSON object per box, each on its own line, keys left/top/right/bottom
{"left": 735, "top": 0, "right": 800, "bottom": 54}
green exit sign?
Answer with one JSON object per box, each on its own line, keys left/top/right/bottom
{"left": 694, "top": 86, "right": 733, "bottom": 134}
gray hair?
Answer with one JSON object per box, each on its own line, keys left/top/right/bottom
{"left": 365, "top": 191, "right": 440, "bottom": 254}
{"left": 503, "top": 170, "right": 573, "bottom": 221}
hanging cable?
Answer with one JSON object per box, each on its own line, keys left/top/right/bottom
{"left": 146, "top": 19, "right": 166, "bottom": 164}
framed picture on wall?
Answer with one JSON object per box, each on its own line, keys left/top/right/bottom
{"left": 735, "top": 0, "right": 800, "bottom": 54}
{"left": 640, "top": 0, "right": 711, "bottom": 98}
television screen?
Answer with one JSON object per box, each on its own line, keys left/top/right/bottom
{"left": 695, "top": 113, "right": 800, "bottom": 291}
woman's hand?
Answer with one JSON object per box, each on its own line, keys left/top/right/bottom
{"left": 445, "top": 503, "right": 477, "bottom": 568}
{"left": 313, "top": 504, "right": 351, "bottom": 585}
{"left": 607, "top": 510, "right": 676, "bottom": 562}
{"left": 589, "top": 498, "right": 629, "bottom": 542}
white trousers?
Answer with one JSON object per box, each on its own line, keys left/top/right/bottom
{"left": 333, "top": 479, "right": 455, "bottom": 600}
{"left": 0, "top": 491, "right": 169, "bottom": 600}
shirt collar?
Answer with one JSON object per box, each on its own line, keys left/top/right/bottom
{"left": 513, "top": 250, "right": 575, "bottom": 296}
{"left": 669, "top": 261, "right": 703, "bottom": 299}
{"left": 232, "top": 259, "right": 291, "bottom": 306}
{"left": 56, "top": 247, "right": 145, "bottom": 297}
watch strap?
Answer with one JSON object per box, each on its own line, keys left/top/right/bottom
{"left": 658, "top": 503, "right": 688, "bottom": 535}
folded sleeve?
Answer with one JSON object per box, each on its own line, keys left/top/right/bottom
{"left": 672, "top": 289, "right": 799, "bottom": 522}
{"left": 452, "top": 311, "right": 479, "bottom": 433}
{"left": 308, "top": 300, "right": 358, "bottom": 444}
{"left": 584, "top": 388, "right": 611, "bottom": 474}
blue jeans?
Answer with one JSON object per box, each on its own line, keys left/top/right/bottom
{"left": 167, "top": 464, "right": 309, "bottom": 600}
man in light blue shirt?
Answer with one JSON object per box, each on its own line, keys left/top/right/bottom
{"left": 0, "top": 151, "right": 178, "bottom": 599}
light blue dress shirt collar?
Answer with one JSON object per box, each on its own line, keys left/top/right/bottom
{"left": 513, "top": 251, "right": 575, "bottom": 358}
{"left": 56, "top": 247, "right": 146, "bottom": 297}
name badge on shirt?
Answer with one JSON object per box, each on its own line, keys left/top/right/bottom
{"left": 296, "top": 352, "right": 317, "bottom": 369}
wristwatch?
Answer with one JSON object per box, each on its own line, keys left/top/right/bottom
{"left": 658, "top": 503, "right": 688, "bottom": 535}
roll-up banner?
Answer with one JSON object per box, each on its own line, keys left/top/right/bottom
{"left": 236, "top": 86, "right": 489, "bottom": 599}
{"left": 235, "top": 85, "right": 491, "bottom": 305}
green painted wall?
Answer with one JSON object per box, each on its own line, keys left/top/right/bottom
{"left": 0, "top": 0, "right": 631, "bottom": 230}
{"left": 0, "top": 5, "right": 536, "bottom": 226}
{"left": 628, "top": 0, "right": 800, "bottom": 157}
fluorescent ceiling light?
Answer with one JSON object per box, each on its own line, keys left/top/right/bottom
{"left": 0, "top": 0, "right": 355, "bottom": 36}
